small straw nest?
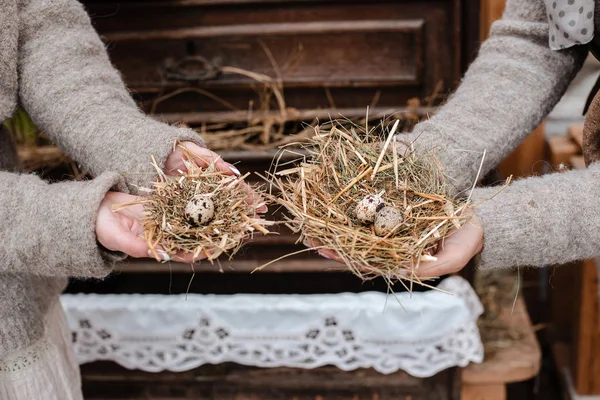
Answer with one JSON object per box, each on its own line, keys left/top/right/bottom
{"left": 261, "top": 118, "right": 475, "bottom": 289}
{"left": 116, "top": 145, "right": 273, "bottom": 262}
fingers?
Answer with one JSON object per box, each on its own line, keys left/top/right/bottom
{"left": 171, "top": 250, "right": 208, "bottom": 264}
{"left": 413, "top": 247, "right": 469, "bottom": 278}
{"left": 241, "top": 183, "right": 267, "bottom": 213}
{"left": 177, "top": 142, "right": 267, "bottom": 214}
{"left": 303, "top": 238, "right": 346, "bottom": 264}
{"left": 116, "top": 233, "right": 155, "bottom": 259}
{"left": 180, "top": 142, "right": 240, "bottom": 175}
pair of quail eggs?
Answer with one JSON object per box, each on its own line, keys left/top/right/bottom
{"left": 355, "top": 192, "right": 404, "bottom": 236}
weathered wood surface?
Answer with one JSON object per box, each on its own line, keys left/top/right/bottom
{"left": 81, "top": 363, "right": 460, "bottom": 400}
{"left": 82, "top": 0, "right": 472, "bottom": 118}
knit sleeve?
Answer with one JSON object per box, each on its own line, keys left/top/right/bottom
{"left": 0, "top": 171, "right": 124, "bottom": 278}
{"left": 469, "top": 163, "right": 600, "bottom": 269}
{"left": 16, "top": 0, "right": 206, "bottom": 194}
{"left": 401, "top": 0, "right": 588, "bottom": 195}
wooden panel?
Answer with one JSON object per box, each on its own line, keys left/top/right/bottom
{"left": 155, "top": 105, "right": 431, "bottom": 124}
{"left": 479, "top": 0, "right": 505, "bottom": 41}
{"left": 104, "top": 20, "right": 424, "bottom": 89}
{"left": 80, "top": 362, "right": 461, "bottom": 399}
{"left": 547, "top": 136, "right": 580, "bottom": 168}
{"left": 83, "top": 0, "right": 463, "bottom": 116}
{"left": 571, "top": 258, "right": 600, "bottom": 395}
{"left": 462, "top": 297, "right": 540, "bottom": 386}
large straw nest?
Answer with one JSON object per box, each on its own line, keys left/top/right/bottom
{"left": 115, "top": 145, "right": 273, "bottom": 263}
{"left": 261, "top": 118, "right": 476, "bottom": 289}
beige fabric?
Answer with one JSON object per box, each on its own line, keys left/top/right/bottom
{"left": 0, "top": 0, "right": 206, "bottom": 359}
{"left": 0, "top": 301, "right": 82, "bottom": 400}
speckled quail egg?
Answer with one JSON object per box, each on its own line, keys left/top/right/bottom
{"left": 185, "top": 194, "right": 215, "bottom": 226}
{"left": 355, "top": 192, "right": 385, "bottom": 224}
{"left": 374, "top": 206, "right": 404, "bottom": 236}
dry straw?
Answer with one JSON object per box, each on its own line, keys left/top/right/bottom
{"left": 258, "top": 117, "right": 480, "bottom": 290}
{"left": 114, "top": 144, "right": 273, "bottom": 263}
{"left": 151, "top": 63, "right": 431, "bottom": 151}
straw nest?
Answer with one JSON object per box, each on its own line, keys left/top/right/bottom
{"left": 260, "top": 118, "right": 476, "bottom": 289}
{"left": 115, "top": 145, "right": 273, "bottom": 263}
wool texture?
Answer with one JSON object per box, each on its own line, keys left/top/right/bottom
{"left": 403, "top": 0, "right": 596, "bottom": 270}
{"left": 0, "top": 0, "right": 206, "bottom": 358}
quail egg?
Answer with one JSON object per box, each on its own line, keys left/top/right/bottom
{"left": 185, "top": 194, "right": 215, "bottom": 226}
{"left": 374, "top": 206, "right": 404, "bottom": 236}
{"left": 355, "top": 192, "right": 385, "bottom": 224}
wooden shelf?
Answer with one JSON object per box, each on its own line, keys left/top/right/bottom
{"left": 461, "top": 296, "right": 541, "bottom": 400}
{"left": 116, "top": 256, "right": 347, "bottom": 274}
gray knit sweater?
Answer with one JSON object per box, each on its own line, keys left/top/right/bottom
{"left": 0, "top": 0, "right": 204, "bottom": 358}
{"left": 406, "top": 0, "right": 599, "bottom": 270}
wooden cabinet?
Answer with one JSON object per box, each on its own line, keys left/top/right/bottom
{"left": 83, "top": 0, "right": 477, "bottom": 119}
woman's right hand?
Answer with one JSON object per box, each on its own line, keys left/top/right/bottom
{"left": 306, "top": 211, "right": 484, "bottom": 279}
{"left": 96, "top": 191, "right": 205, "bottom": 263}
{"left": 414, "top": 212, "right": 483, "bottom": 278}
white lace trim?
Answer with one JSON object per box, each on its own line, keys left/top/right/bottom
{"left": 61, "top": 276, "right": 483, "bottom": 378}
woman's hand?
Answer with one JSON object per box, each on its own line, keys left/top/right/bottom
{"left": 165, "top": 141, "right": 267, "bottom": 213}
{"left": 96, "top": 191, "right": 203, "bottom": 263}
{"left": 306, "top": 211, "right": 484, "bottom": 278}
{"left": 414, "top": 212, "right": 483, "bottom": 278}
{"left": 96, "top": 142, "right": 269, "bottom": 263}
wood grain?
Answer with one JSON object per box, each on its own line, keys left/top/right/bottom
{"left": 571, "top": 258, "right": 600, "bottom": 394}
{"left": 84, "top": 0, "right": 464, "bottom": 113}
{"left": 461, "top": 383, "right": 506, "bottom": 400}
{"left": 462, "top": 297, "right": 541, "bottom": 385}
{"left": 154, "top": 106, "right": 433, "bottom": 124}
{"left": 81, "top": 363, "right": 461, "bottom": 399}
{"left": 569, "top": 124, "right": 584, "bottom": 149}
{"left": 547, "top": 136, "right": 580, "bottom": 168}
{"left": 569, "top": 155, "right": 586, "bottom": 170}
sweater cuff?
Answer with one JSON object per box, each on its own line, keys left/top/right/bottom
{"left": 470, "top": 163, "right": 600, "bottom": 270}
{"left": 55, "top": 172, "right": 126, "bottom": 278}
{"left": 98, "top": 242, "right": 127, "bottom": 263}
{"left": 469, "top": 185, "right": 519, "bottom": 270}
{"left": 2, "top": 171, "right": 126, "bottom": 278}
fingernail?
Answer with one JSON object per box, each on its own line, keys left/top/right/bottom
{"left": 228, "top": 165, "right": 241, "bottom": 176}
{"left": 318, "top": 251, "right": 332, "bottom": 260}
{"left": 157, "top": 250, "right": 171, "bottom": 262}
